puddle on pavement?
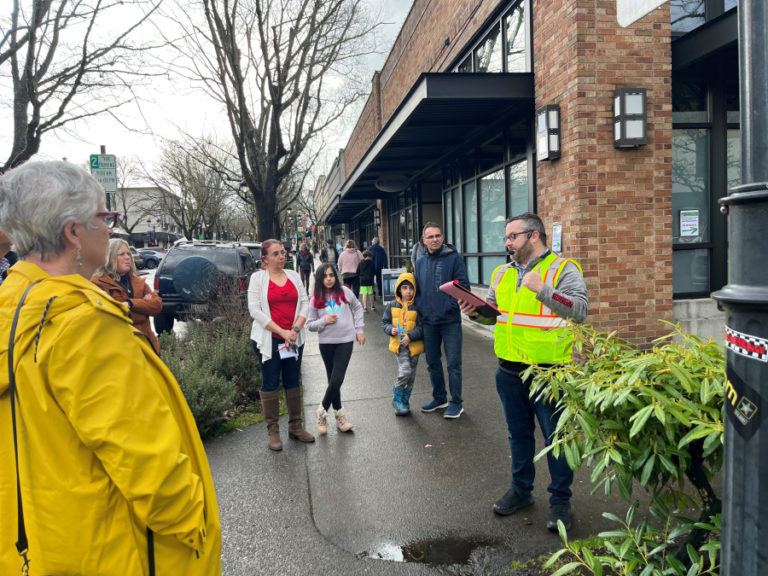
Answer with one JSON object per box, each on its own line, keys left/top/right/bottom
{"left": 359, "top": 536, "right": 500, "bottom": 565}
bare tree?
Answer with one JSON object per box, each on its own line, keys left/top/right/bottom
{"left": 113, "top": 156, "right": 155, "bottom": 235}
{"left": 1, "top": 0, "right": 165, "bottom": 172}
{"left": 173, "top": 0, "right": 377, "bottom": 239}
{"left": 144, "top": 137, "right": 233, "bottom": 240}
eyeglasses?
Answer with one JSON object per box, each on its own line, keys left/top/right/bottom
{"left": 269, "top": 250, "right": 287, "bottom": 257}
{"left": 424, "top": 233, "right": 442, "bottom": 241}
{"left": 505, "top": 230, "right": 533, "bottom": 242}
{"left": 96, "top": 212, "right": 119, "bottom": 229}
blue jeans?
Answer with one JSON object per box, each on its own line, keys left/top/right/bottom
{"left": 252, "top": 338, "right": 304, "bottom": 392}
{"left": 495, "top": 368, "right": 572, "bottom": 505}
{"left": 423, "top": 322, "right": 463, "bottom": 406}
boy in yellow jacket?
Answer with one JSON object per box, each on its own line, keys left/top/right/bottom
{"left": 381, "top": 272, "right": 424, "bottom": 415}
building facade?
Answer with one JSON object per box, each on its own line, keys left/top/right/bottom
{"left": 316, "top": 0, "right": 737, "bottom": 344}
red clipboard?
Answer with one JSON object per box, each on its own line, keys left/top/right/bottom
{"left": 439, "top": 280, "right": 501, "bottom": 318}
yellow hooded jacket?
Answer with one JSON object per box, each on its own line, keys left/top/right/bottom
{"left": 385, "top": 272, "right": 425, "bottom": 357}
{"left": 0, "top": 262, "right": 221, "bottom": 576}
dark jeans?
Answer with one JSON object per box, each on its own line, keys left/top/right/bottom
{"left": 252, "top": 338, "right": 304, "bottom": 392}
{"left": 423, "top": 321, "right": 463, "bottom": 407}
{"left": 318, "top": 341, "right": 354, "bottom": 411}
{"left": 495, "top": 368, "right": 573, "bottom": 505}
{"left": 299, "top": 267, "right": 312, "bottom": 291}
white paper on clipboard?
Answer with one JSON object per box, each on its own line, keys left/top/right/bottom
{"left": 439, "top": 280, "right": 501, "bottom": 318}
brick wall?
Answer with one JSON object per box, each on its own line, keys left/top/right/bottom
{"left": 533, "top": 0, "right": 674, "bottom": 343}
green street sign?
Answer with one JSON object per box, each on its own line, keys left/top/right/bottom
{"left": 89, "top": 154, "right": 118, "bottom": 193}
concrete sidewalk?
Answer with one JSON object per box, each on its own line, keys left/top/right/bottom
{"left": 205, "top": 299, "right": 635, "bottom": 575}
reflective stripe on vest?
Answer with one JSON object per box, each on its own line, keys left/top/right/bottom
{"left": 490, "top": 254, "right": 581, "bottom": 364}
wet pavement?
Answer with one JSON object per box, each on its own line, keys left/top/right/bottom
{"left": 204, "top": 273, "right": 643, "bottom": 575}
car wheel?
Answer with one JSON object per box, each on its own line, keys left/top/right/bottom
{"left": 146, "top": 259, "right": 158, "bottom": 269}
{"left": 154, "top": 312, "right": 175, "bottom": 334}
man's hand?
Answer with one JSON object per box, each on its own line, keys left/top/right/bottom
{"left": 458, "top": 298, "right": 477, "bottom": 316}
{"left": 522, "top": 271, "right": 544, "bottom": 294}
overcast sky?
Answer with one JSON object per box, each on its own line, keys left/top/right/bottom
{"left": 3, "top": 0, "right": 414, "bottom": 180}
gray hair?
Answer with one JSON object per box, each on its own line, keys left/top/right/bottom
{"left": 371, "top": 236, "right": 380, "bottom": 245}
{"left": 96, "top": 238, "right": 135, "bottom": 281}
{"left": 0, "top": 161, "right": 104, "bottom": 259}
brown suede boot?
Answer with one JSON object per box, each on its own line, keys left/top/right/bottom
{"left": 284, "top": 387, "right": 315, "bottom": 443}
{"left": 260, "top": 389, "right": 283, "bottom": 451}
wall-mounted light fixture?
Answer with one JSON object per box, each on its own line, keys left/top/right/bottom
{"left": 614, "top": 88, "right": 647, "bottom": 148}
{"left": 536, "top": 104, "right": 561, "bottom": 161}
{"left": 373, "top": 208, "right": 381, "bottom": 226}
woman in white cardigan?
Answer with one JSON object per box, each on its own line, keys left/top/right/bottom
{"left": 248, "top": 239, "right": 314, "bottom": 451}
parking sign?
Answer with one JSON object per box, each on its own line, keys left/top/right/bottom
{"left": 89, "top": 154, "right": 118, "bottom": 193}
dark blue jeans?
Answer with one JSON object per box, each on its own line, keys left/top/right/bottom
{"left": 252, "top": 338, "right": 304, "bottom": 392}
{"left": 495, "top": 368, "right": 573, "bottom": 505}
{"left": 423, "top": 322, "right": 463, "bottom": 407}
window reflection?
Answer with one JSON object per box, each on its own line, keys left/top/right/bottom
{"left": 672, "top": 129, "right": 710, "bottom": 243}
{"left": 475, "top": 24, "right": 503, "bottom": 73}
{"left": 505, "top": 5, "right": 526, "bottom": 72}
{"left": 671, "top": 0, "right": 705, "bottom": 36}
{"left": 480, "top": 170, "right": 505, "bottom": 252}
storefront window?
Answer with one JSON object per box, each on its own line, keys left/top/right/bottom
{"left": 463, "top": 181, "right": 478, "bottom": 253}
{"left": 505, "top": 3, "right": 526, "bottom": 72}
{"left": 673, "top": 80, "right": 708, "bottom": 123}
{"left": 479, "top": 170, "right": 505, "bottom": 253}
{"left": 507, "top": 161, "right": 529, "bottom": 215}
{"left": 673, "top": 129, "right": 710, "bottom": 244}
{"left": 673, "top": 249, "right": 710, "bottom": 293}
{"left": 475, "top": 24, "right": 503, "bottom": 73}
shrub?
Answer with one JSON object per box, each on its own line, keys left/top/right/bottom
{"left": 526, "top": 322, "right": 725, "bottom": 575}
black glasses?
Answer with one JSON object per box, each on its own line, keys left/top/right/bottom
{"left": 504, "top": 230, "right": 532, "bottom": 242}
{"left": 96, "top": 212, "right": 119, "bottom": 229}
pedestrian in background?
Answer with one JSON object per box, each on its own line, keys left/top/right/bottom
{"left": 0, "top": 161, "right": 221, "bottom": 575}
{"left": 337, "top": 239, "right": 363, "bottom": 298}
{"left": 248, "top": 239, "right": 315, "bottom": 451}
{"left": 296, "top": 242, "right": 314, "bottom": 292}
{"left": 92, "top": 238, "right": 163, "bottom": 352}
{"left": 459, "top": 212, "right": 588, "bottom": 532}
{"left": 369, "top": 236, "right": 388, "bottom": 300}
{"left": 0, "top": 229, "right": 17, "bottom": 286}
{"left": 410, "top": 239, "right": 427, "bottom": 271}
{"left": 357, "top": 249, "right": 376, "bottom": 312}
{"left": 381, "top": 272, "right": 424, "bottom": 416}
{"left": 307, "top": 263, "right": 365, "bottom": 435}
{"left": 320, "top": 240, "right": 338, "bottom": 271}
{"left": 414, "top": 222, "right": 470, "bottom": 419}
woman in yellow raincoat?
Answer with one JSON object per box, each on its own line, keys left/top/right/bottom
{"left": 0, "top": 162, "right": 221, "bottom": 575}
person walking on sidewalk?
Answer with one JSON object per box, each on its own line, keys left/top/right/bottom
{"left": 306, "top": 264, "right": 365, "bottom": 434}
{"left": 320, "top": 240, "right": 339, "bottom": 271}
{"left": 459, "top": 212, "right": 588, "bottom": 532}
{"left": 248, "top": 239, "right": 315, "bottom": 451}
{"left": 414, "top": 222, "right": 470, "bottom": 419}
{"left": 296, "top": 242, "right": 314, "bottom": 292}
{"left": 357, "top": 250, "right": 376, "bottom": 312}
{"left": 337, "top": 239, "right": 363, "bottom": 298}
{"left": 381, "top": 272, "right": 424, "bottom": 416}
{"left": 369, "top": 236, "right": 388, "bottom": 300}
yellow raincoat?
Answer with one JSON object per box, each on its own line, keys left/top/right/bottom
{"left": 0, "top": 262, "right": 221, "bottom": 575}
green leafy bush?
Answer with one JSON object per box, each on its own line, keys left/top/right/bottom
{"left": 526, "top": 322, "right": 725, "bottom": 575}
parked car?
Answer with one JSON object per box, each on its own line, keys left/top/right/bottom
{"left": 153, "top": 242, "right": 257, "bottom": 333}
{"left": 129, "top": 246, "right": 144, "bottom": 270}
{"left": 138, "top": 248, "right": 165, "bottom": 269}
{"left": 238, "top": 242, "right": 262, "bottom": 266}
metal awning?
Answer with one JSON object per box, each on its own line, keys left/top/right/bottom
{"left": 321, "top": 72, "right": 535, "bottom": 224}
{"left": 672, "top": 8, "right": 737, "bottom": 73}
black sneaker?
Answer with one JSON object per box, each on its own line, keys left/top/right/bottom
{"left": 493, "top": 489, "right": 533, "bottom": 516}
{"left": 546, "top": 503, "right": 572, "bottom": 532}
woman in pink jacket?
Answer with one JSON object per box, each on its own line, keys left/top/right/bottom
{"left": 336, "top": 239, "right": 363, "bottom": 298}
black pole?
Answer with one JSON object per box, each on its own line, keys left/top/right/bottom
{"left": 711, "top": 1, "right": 768, "bottom": 574}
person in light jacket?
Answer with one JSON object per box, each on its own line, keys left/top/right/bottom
{"left": 0, "top": 161, "right": 221, "bottom": 576}
{"left": 248, "top": 239, "right": 314, "bottom": 451}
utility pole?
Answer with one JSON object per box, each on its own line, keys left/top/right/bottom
{"left": 712, "top": 1, "right": 768, "bottom": 574}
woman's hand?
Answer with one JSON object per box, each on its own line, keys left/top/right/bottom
{"left": 325, "top": 313, "right": 338, "bottom": 325}
{"left": 282, "top": 328, "right": 297, "bottom": 344}
{"left": 356, "top": 333, "right": 366, "bottom": 346}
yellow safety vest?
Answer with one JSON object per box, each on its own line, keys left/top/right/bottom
{"left": 490, "top": 253, "right": 582, "bottom": 364}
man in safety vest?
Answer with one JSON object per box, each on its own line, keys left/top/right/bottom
{"left": 459, "top": 212, "right": 588, "bottom": 532}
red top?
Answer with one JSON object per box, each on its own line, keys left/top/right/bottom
{"left": 268, "top": 279, "right": 298, "bottom": 340}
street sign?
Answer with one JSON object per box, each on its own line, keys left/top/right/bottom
{"left": 89, "top": 154, "right": 118, "bottom": 193}
{"left": 617, "top": 0, "right": 667, "bottom": 27}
